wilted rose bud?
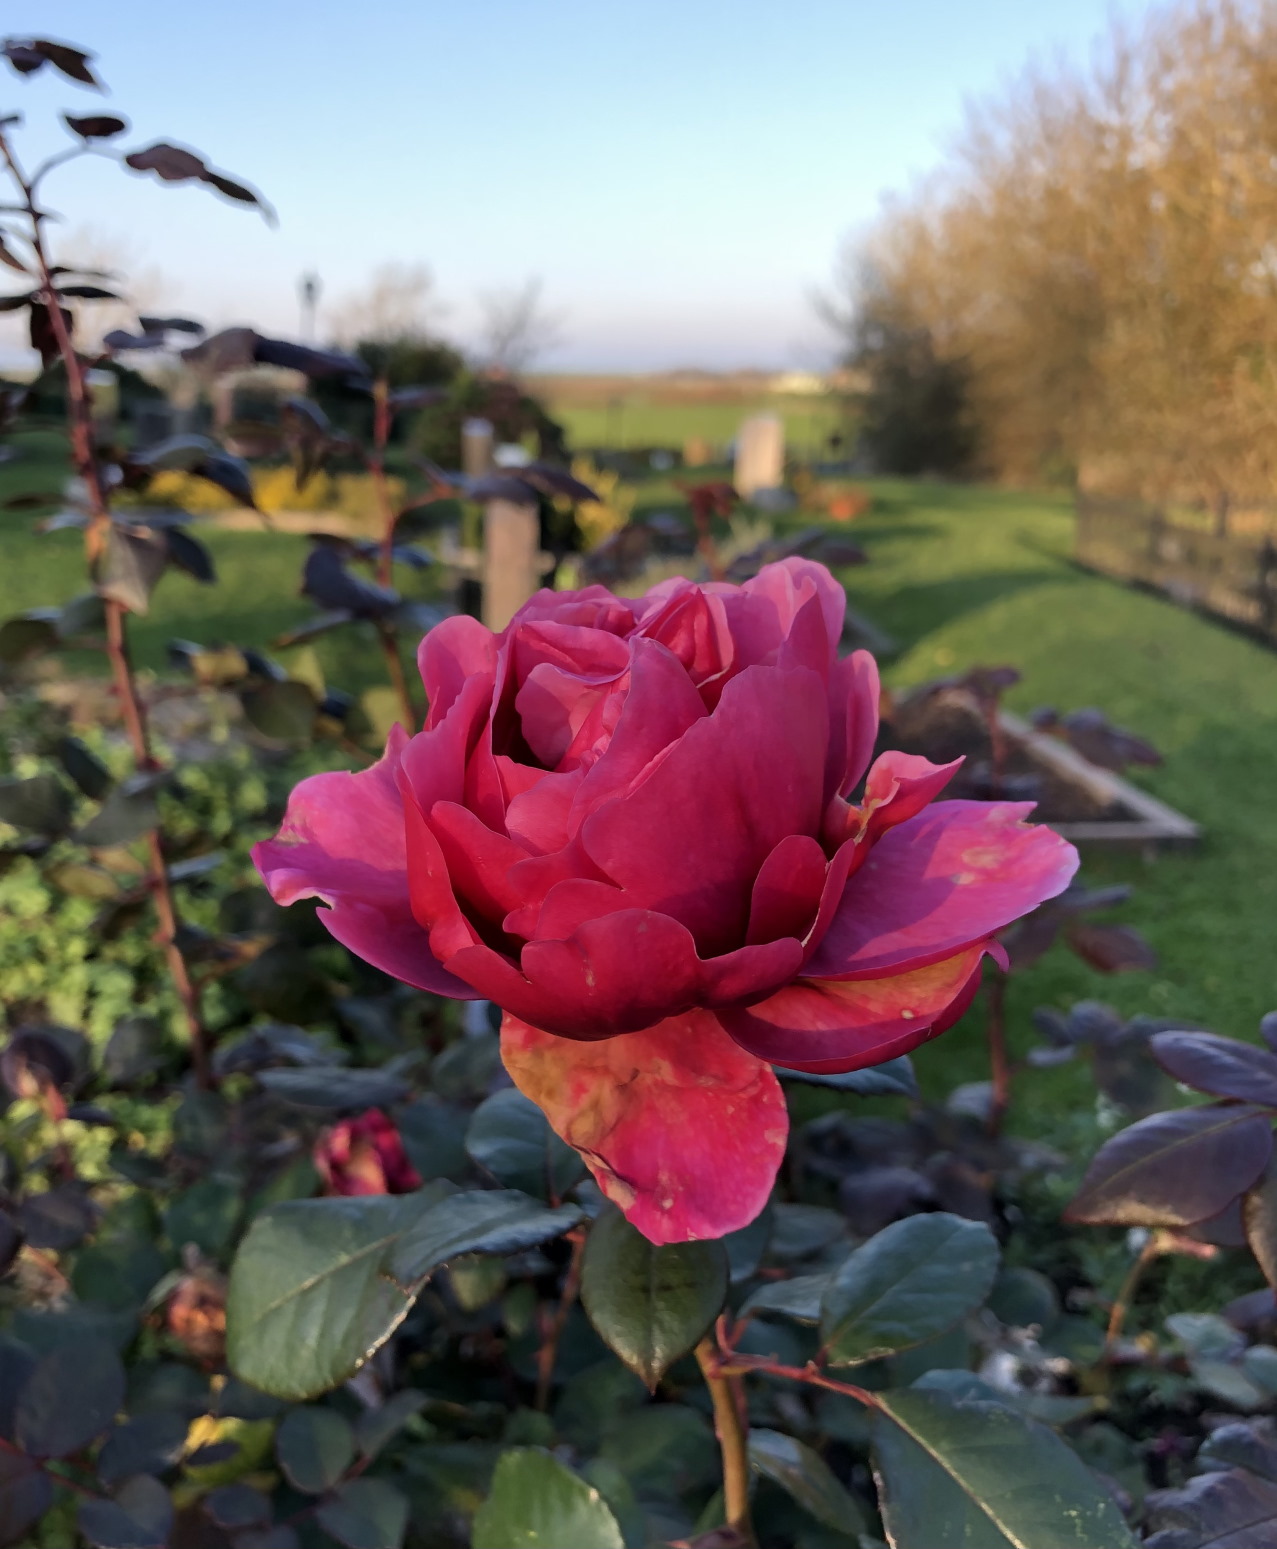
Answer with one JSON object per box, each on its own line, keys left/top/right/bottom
{"left": 167, "top": 1265, "right": 228, "bottom": 1364}
{"left": 313, "top": 1108, "right": 421, "bottom": 1197}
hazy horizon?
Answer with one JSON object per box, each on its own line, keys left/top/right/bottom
{"left": 3, "top": 1, "right": 1146, "bottom": 371}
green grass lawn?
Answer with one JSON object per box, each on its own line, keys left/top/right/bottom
{"left": 830, "top": 480, "right": 1277, "bottom": 1125}
{"left": 4, "top": 434, "right": 1274, "bottom": 1140}
{"left": 543, "top": 393, "right": 845, "bottom": 457}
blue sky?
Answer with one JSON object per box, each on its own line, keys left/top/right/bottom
{"left": 4, "top": 1, "right": 1143, "bottom": 369}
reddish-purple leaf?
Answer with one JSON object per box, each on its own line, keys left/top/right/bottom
{"left": 29, "top": 302, "right": 72, "bottom": 367}
{"left": 1066, "top": 921, "right": 1158, "bottom": 974}
{"left": 56, "top": 284, "right": 121, "bottom": 301}
{"left": 124, "top": 142, "right": 208, "bottom": 183}
{"left": 1151, "top": 1031, "right": 1277, "bottom": 1107}
{"left": 31, "top": 39, "right": 100, "bottom": 87}
{"left": 2, "top": 42, "right": 44, "bottom": 74}
{"left": 1064, "top": 1104, "right": 1273, "bottom": 1227}
{"left": 63, "top": 113, "right": 127, "bottom": 139}
{"left": 1262, "top": 1012, "right": 1277, "bottom": 1055}
{"left": 0, "top": 291, "right": 35, "bottom": 311}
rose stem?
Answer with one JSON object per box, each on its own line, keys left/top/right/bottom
{"left": 364, "top": 378, "right": 417, "bottom": 729}
{"left": 695, "top": 1335, "right": 756, "bottom": 1546}
{"left": 1104, "top": 1235, "right": 1162, "bottom": 1357}
{"left": 534, "top": 1228, "right": 587, "bottom": 1411}
{"left": 0, "top": 124, "right": 213, "bottom": 1090}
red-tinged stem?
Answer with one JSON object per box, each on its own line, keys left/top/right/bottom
{"left": 695, "top": 1336, "right": 756, "bottom": 1546}
{"left": 535, "top": 1229, "right": 587, "bottom": 1411}
{"left": 986, "top": 968, "right": 1010, "bottom": 1136}
{"left": 376, "top": 620, "right": 415, "bottom": 732}
{"left": 0, "top": 125, "right": 213, "bottom": 1090}
{"left": 1104, "top": 1236, "right": 1162, "bottom": 1357}
{"left": 0, "top": 1436, "right": 105, "bottom": 1501}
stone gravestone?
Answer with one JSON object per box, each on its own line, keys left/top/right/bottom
{"left": 462, "top": 417, "right": 494, "bottom": 478}
{"left": 482, "top": 495, "right": 543, "bottom": 631}
{"left": 734, "top": 413, "right": 785, "bottom": 499}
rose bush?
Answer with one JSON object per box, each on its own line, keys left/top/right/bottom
{"left": 256, "top": 560, "right": 1077, "bottom": 1241}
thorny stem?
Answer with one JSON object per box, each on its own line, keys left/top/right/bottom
{"left": 985, "top": 967, "right": 1010, "bottom": 1136}
{"left": 696, "top": 1333, "right": 756, "bottom": 1547}
{"left": 535, "top": 1229, "right": 586, "bottom": 1411}
{"left": 0, "top": 121, "right": 214, "bottom": 1089}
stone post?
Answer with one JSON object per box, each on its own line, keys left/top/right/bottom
{"left": 482, "top": 496, "right": 542, "bottom": 631}
{"left": 462, "top": 417, "right": 494, "bottom": 478}
{"left": 734, "top": 413, "right": 785, "bottom": 498}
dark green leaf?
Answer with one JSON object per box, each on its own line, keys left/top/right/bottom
{"left": 102, "top": 1015, "right": 165, "bottom": 1086}
{"left": 389, "top": 1189, "right": 583, "bottom": 1284}
{"left": 580, "top": 1207, "right": 727, "bottom": 1388}
{"left": 78, "top": 1475, "right": 173, "bottom": 1549}
{"left": 778, "top": 1055, "right": 918, "bottom": 1097}
{"left": 165, "top": 1177, "right": 241, "bottom": 1259}
{"left": 204, "top": 1483, "right": 270, "bottom": 1529}
{"left": 13, "top": 1337, "right": 125, "bottom": 1457}
{"left": 0, "top": 1450, "right": 53, "bottom": 1548}
{"left": 240, "top": 680, "right": 317, "bottom": 741}
{"left": 226, "top": 1190, "right": 444, "bottom": 1400}
{"left": 768, "top": 1203, "right": 846, "bottom": 1261}
{"left": 276, "top": 1406, "right": 355, "bottom": 1494}
{"left": 747, "top": 1427, "right": 864, "bottom": 1533}
{"left": 256, "top": 1066, "right": 409, "bottom": 1112}
{"left": 97, "top": 1412, "right": 188, "bottom": 1484}
{"left": 98, "top": 525, "right": 169, "bottom": 614}
{"left": 56, "top": 736, "right": 112, "bottom": 799}
{"left": 820, "top": 1213, "right": 999, "bottom": 1366}
{"left": 0, "top": 613, "right": 58, "bottom": 663}
{"left": 75, "top": 773, "right": 163, "bottom": 847}
{"left": 740, "top": 1271, "right": 830, "bottom": 1325}
{"left": 354, "top": 1390, "right": 427, "bottom": 1459}
{"left": 314, "top": 1479, "right": 408, "bottom": 1549}
{"left": 57, "top": 592, "right": 106, "bottom": 639}
{"left": 465, "top": 1088, "right": 585, "bottom": 1200}
{"left": 0, "top": 773, "right": 72, "bottom": 835}
{"left": 18, "top": 1185, "right": 94, "bottom": 1250}
{"left": 472, "top": 1449, "right": 624, "bottom": 1549}
{"left": 395, "top": 1095, "right": 469, "bottom": 1182}
{"left": 163, "top": 527, "right": 216, "bottom": 583}
{"left": 193, "top": 452, "right": 256, "bottom": 508}
{"left": 872, "top": 1387, "right": 1136, "bottom": 1548}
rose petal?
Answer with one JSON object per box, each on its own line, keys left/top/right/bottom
{"left": 582, "top": 664, "right": 828, "bottom": 955}
{"left": 747, "top": 834, "right": 827, "bottom": 945}
{"left": 501, "top": 1010, "right": 788, "bottom": 1243}
{"left": 253, "top": 726, "right": 473, "bottom": 997}
{"left": 718, "top": 946, "right": 989, "bottom": 1071}
{"left": 571, "top": 637, "right": 707, "bottom": 823}
{"left": 418, "top": 615, "right": 497, "bottom": 730}
{"left": 825, "top": 750, "right": 963, "bottom": 848}
{"left": 740, "top": 558, "right": 845, "bottom": 665}
{"left": 428, "top": 801, "right": 530, "bottom": 923}
{"left": 806, "top": 800, "right": 1079, "bottom": 978}
{"left": 399, "top": 671, "right": 493, "bottom": 818}
{"left": 826, "top": 648, "right": 879, "bottom": 800}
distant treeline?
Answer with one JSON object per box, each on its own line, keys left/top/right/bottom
{"left": 835, "top": 0, "right": 1277, "bottom": 499}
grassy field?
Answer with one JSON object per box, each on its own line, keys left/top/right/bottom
{"left": 4, "top": 432, "right": 1275, "bottom": 1137}
{"left": 531, "top": 372, "right": 847, "bottom": 456}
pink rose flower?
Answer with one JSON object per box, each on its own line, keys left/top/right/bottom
{"left": 257, "top": 561, "right": 1077, "bottom": 1242}
{"left": 313, "top": 1108, "right": 422, "bottom": 1197}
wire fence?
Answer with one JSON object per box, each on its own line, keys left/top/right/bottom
{"left": 1075, "top": 494, "right": 1277, "bottom": 645}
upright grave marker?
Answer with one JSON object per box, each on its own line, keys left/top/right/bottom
{"left": 734, "top": 412, "right": 784, "bottom": 498}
